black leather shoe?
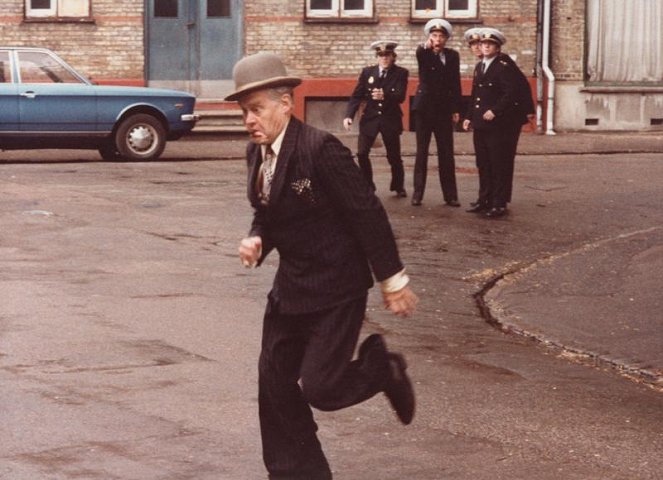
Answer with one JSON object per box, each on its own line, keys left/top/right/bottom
{"left": 411, "top": 193, "right": 422, "bottom": 206}
{"left": 384, "top": 353, "right": 415, "bottom": 425}
{"left": 485, "top": 207, "right": 507, "bottom": 218}
{"left": 466, "top": 203, "right": 488, "bottom": 213}
{"left": 445, "top": 200, "right": 461, "bottom": 207}
{"left": 396, "top": 189, "right": 407, "bottom": 198}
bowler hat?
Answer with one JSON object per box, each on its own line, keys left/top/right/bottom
{"left": 424, "top": 18, "right": 452, "bottom": 37}
{"left": 225, "top": 52, "right": 302, "bottom": 102}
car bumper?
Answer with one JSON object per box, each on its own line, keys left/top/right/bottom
{"left": 180, "top": 113, "right": 200, "bottom": 122}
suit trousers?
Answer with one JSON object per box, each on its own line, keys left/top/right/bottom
{"left": 259, "top": 294, "right": 388, "bottom": 480}
{"left": 472, "top": 123, "right": 521, "bottom": 208}
{"left": 413, "top": 111, "right": 458, "bottom": 202}
{"left": 357, "top": 129, "right": 405, "bottom": 192}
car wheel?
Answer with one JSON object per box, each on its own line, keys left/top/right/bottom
{"left": 98, "top": 141, "right": 123, "bottom": 161}
{"left": 115, "top": 114, "right": 166, "bottom": 161}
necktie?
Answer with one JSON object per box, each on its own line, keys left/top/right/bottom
{"left": 260, "top": 146, "right": 275, "bottom": 204}
{"left": 480, "top": 62, "right": 486, "bottom": 75}
{"left": 380, "top": 69, "right": 387, "bottom": 79}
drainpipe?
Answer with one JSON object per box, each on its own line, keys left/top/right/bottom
{"left": 535, "top": 0, "right": 544, "bottom": 133}
{"left": 542, "top": 0, "right": 556, "bottom": 134}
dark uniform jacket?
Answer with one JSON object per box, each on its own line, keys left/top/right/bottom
{"left": 345, "top": 64, "right": 409, "bottom": 138}
{"left": 411, "top": 46, "right": 462, "bottom": 116}
{"left": 247, "top": 117, "right": 404, "bottom": 315}
{"left": 464, "top": 53, "right": 529, "bottom": 130}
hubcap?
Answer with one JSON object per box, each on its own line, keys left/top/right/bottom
{"left": 127, "top": 124, "right": 157, "bottom": 154}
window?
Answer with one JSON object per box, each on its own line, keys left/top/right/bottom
{"left": 155, "top": 0, "right": 178, "bottom": 18}
{"left": 17, "top": 51, "right": 82, "bottom": 84}
{"left": 208, "top": 0, "right": 230, "bottom": 17}
{"left": 411, "top": 0, "right": 477, "bottom": 20}
{"left": 306, "top": 0, "right": 374, "bottom": 20}
{"left": 25, "top": 0, "right": 91, "bottom": 18}
{"left": 0, "top": 51, "right": 12, "bottom": 83}
{"left": 586, "top": 0, "right": 663, "bottom": 84}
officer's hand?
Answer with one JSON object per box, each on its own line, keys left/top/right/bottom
{"left": 371, "top": 88, "right": 384, "bottom": 100}
{"left": 452, "top": 113, "right": 460, "bottom": 123}
{"left": 239, "top": 236, "right": 262, "bottom": 268}
{"left": 462, "top": 119, "right": 471, "bottom": 131}
{"left": 483, "top": 110, "right": 496, "bottom": 121}
{"left": 343, "top": 118, "right": 353, "bottom": 131}
{"left": 383, "top": 287, "right": 418, "bottom": 317}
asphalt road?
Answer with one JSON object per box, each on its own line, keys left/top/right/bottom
{"left": 1, "top": 140, "right": 662, "bottom": 479}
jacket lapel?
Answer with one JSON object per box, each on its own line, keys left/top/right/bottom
{"left": 266, "top": 118, "right": 300, "bottom": 206}
{"left": 247, "top": 144, "right": 263, "bottom": 205}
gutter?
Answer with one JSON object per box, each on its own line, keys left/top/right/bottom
{"left": 542, "top": 0, "right": 556, "bottom": 135}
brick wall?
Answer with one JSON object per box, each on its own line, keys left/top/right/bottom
{"left": 0, "top": 0, "right": 144, "bottom": 81}
{"left": 245, "top": 0, "right": 539, "bottom": 80}
{"left": 550, "top": 0, "right": 585, "bottom": 81}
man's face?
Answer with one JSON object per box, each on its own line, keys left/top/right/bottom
{"left": 480, "top": 41, "right": 500, "bottom": 58}
{"left": 238, "top": 89, "right": 291, "bottom": 145}
{"left": 377, "top": 52, "right": 396, "bottom": 69}
{"left": 428, "top": 30, "right": 449, "bottom": 52}
{"left": 469, "top": 41, "right": 483, "bottom": 59}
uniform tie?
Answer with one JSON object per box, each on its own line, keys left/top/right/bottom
{"left": 380, "top": 69, "right": 387, "bottom": 79}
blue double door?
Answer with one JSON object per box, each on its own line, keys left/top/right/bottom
{"left": 147, "top": 0, "right": 242, "bottom": 98}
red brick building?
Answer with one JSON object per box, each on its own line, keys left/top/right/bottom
{"left": 2, "top": 0, "right": 661, "bottom": 132}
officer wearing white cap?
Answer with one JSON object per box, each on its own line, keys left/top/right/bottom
{"left": 464, "top": 27, "right": 484, "bottom": 59}
{"left": 344, "top": 40, "right": 409, "bottom": 196}
{"left": 411, "top": 18, "right": 462, "bottom": 207}
{"left": 462, "top": 28, "right": 534, "bottom": 218}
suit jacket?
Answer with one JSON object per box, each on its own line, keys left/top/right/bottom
{"left": 246, "top": 117, "right": 404, "bottom": 314}
{"left": 464, "top": 53, "right": 527, "bottom": 130}
{"left": 345, "top": 64, "right": 409, "bottom": 137}
{"left": 411, "top": 46, "right": 462, "bottom": 115}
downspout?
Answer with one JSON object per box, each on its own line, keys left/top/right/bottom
{"left": 542, "top": 0, "right": 556, "bottom": 134}
{"left": 535, "top": 0, "right": 544, "bottom": 133}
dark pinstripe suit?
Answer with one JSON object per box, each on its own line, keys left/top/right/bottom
{"left": 246, "top": 117, "right": 404, "bottom": 478}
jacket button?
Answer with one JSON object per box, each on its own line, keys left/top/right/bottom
{"left": 378, "top": 103, "right": 383, "bottom": 107}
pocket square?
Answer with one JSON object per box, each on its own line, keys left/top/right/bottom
{"left": 291, "top": 178, "right": 316, "bottom": 205}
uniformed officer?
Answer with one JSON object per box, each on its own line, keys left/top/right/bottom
{"left": 462, "top": 28, "right": 531, "bottom": 218}
{"left": 464, "top": 27, "right": 483, "bottom": 60}
{"left": 344, "top": 40, "right": 409, "bottom": 196}
{"left": 411, "top": 19, "right": 462, "bottom": 207}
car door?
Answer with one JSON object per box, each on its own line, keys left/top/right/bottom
{"left": 0, "top": 50, "right": 19, "bottom": 132}
{"left": 16, "top": 49, "right": 97, "bottom": 133}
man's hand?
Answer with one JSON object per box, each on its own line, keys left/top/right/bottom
{"left": 383, "top": 286, "right": 418, "bottom": 317}
{"left": 452, "top": 112, "right": 460, "bottom": 123}
{"left": 239, "top": 236, "right": 262, "bottom": 268}
{"left": 483, "top": 109, "right": 496, "bottom": 121}
{"left": 462, "top": 119, "right": 471, "bottom": 131}
{"left": 343, "top": 117, "right": 353, "bottom": 131}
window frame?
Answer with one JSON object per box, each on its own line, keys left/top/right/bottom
{"left": 25, "top": 0, "right": 92, "bottom": 20}
{"left": 305, "top": 0, "right": 375, "bottom": 21}
{"left": 411, "top": 0, "right": 478, "bottom": 20}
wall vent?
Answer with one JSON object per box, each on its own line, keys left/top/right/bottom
{"left": 651, "top": 118, "right": 663, "bottom": 126}
{"left": 584, "top": 118, "right": 599, "bottom": 126}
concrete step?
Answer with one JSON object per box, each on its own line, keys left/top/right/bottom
{"left": 192, "top": 108, "right": 245, "bottom": 134}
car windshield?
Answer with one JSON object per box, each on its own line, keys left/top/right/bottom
{"left": 17, "top": 51, "right": 84, "bottom": 84}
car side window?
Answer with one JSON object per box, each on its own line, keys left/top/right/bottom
{"left": 17, "top": 51, "right": 82, "bottom": 84}
{"left": 0, "top": 51, "right": 10, "bottom": 83}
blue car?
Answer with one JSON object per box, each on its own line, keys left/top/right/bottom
{"left": 0, "top": 47, "right": 199, "bottom": 161}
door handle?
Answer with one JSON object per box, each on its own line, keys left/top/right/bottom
{"left": 20, "top": 91, "right": 37, "bottom": 99}
{"left": 187, "top": 21, "right": 196, "bottom": 28}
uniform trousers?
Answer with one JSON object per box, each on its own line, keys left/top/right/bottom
{"left": 413, "top": 111, "right": 458, "bottom": 202}
{"left": 357, "top": 128, "right": 404, "bottom": 192}
{"left": 259, "top": 294, "right": 388, "bottom": 480}
{"left": 472, "top": 123, "right": 521, "bottom": 208}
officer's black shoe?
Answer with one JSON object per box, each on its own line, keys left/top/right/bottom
{"left": 396, "top": 189, "right": 407, "bottom": 198}
{"left": 445, "top": 199, "right": 461, "bottom": 207}
{"left": 466, "top": 203, "right": 488, "bottom": 213}
{"left": 485, "top": 207, "right": 507, "bottom": 218}
{"left": 411, "top": 192, "right": 423, "bottom": 206}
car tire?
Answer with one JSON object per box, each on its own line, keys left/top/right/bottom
{"left": 115, "top": 113, "right": 166, "bottom": 161}
{"left": 98, "top": 141, "right": 123, "bottom": 161}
